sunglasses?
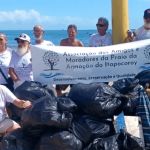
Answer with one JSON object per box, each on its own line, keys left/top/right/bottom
{"left": 17, "top": 40, "right": 25, "bottom": 44}
{"left": 96, "top": 24, "right": 105, "bottom": 27}
{"left": 144, "top": 16, "right": 150, "bottom": 19}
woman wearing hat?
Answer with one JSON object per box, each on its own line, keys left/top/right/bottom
{"left": 124, "top": 30, "right": 134, "bottom": 43}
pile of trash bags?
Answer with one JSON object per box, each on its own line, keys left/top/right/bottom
{"left": 1, "top": 69, "right": 150, "bottom": 150}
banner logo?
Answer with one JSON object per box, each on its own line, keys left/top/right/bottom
{"left": 41, "top": 50, "right": 63, "bottom": 78}
{"left": 144, "top": 45, "right": 150, "bottom": 60}
{"left": 43, "top": 51, "right": 59, "bottom": 70}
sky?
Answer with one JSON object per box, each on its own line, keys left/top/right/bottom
{"left": 0, "top": 0, "right": 150, "bottom": 30}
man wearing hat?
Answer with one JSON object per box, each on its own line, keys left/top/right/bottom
{"left": 133, "top": 8, "right": 150, "bottom": 41}
{"left": 9, "top": 33, "right": 33, "bottom": 89}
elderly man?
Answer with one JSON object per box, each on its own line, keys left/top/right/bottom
{"left": 32, "top": 25, "right": 54, "bottom": 46}
{"left": 133, "top": 8, "right": 150, "bottom": 41}
{"left": 9, "top": 34, "right": 33, "bottom": 89}
{"left": 0, "top": 84, "right": 31, "bottom": 134}
{"left": 32, "top": 25, "right": 56, "bottom": 95}
{"left": 89, "top": 17, "right": 112, "bottom": 47}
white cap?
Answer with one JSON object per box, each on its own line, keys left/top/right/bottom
{"left": 14, "top": 33, "right": 30, "bottom": 42}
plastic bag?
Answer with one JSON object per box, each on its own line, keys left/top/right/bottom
{"left": 117, "top": 94, "right": 138, "bottom": 116}
{"left": 84, "top": 130, "right": 143, "bottom": 150}
{"left": 68, "top": 83, "right": 121, "bottom": 118}
{"left": 21, "top": 95, "right": 73, "bottom": 137}
{"left": 58, "top": 92, "right": 69, "bottom": 98}
{"left": 13, "top": 81, "right": 55, "bottom": 101}
{"left": 0, "top": 129, "right": 34, "bottom": 150}
{"left": 57, "top": 97, "right": 77, "bottom": 113}
{"left": 68, "top": 115, "right": 110, "bottom": 146}
{"left": 115, "top": 79, "right": 141, "bottom": 116}
{"left": 134, "top": 69, "right": 150, "bottom": 87}
{"left": 9, "top": 81, "right": 55, "bottom": 120}
{"left": 112, "top": 78, "right": 134, "bottom": 94}
{"left": 38, "top": 131, "right": 82, "bottom": 150}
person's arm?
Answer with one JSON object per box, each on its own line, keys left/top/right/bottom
{"left": 9, "top": 67, "right": 20, "bottom": 82}
{"left": 60, "top": 39, "right": 66, "bottom": 46}
{"left": 3, "top": 85, "right": 32, "bottom": 109}
{"left": 78, "top": 41, "right": 84, "bottom": 47}
{"left": 133, "top": 29, "right": 138, "bottom": 41}
{"left": 13, "top": 98, "right": 32, "bottom": 109}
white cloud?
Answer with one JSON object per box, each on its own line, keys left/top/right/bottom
{"left": 0, "top": 10, "right": 98, "bottom": 30}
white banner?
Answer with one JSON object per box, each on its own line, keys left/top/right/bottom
{"left": 30, "top": 39, "right": 150, "bottom": 85}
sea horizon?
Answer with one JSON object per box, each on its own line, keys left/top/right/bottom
{"left": 0, "top": 29, "right": 135, "bottom": 49}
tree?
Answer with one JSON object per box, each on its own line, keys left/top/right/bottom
{"left": 43, "top": 51, "right": 59, "bottom": 70}
{"left": 18, "top": 59, "right": 28, "bottom": 68}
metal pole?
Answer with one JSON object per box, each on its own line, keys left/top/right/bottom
{"left": 112, "top": 0, "right": 129, "bottom": 44}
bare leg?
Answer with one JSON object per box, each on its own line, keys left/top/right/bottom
{"left": 6, "top": 123, "right": 21, "bottom": 133}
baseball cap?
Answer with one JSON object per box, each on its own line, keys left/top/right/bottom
{"left": 144, "top": 8, "right": 150, "bottom": 17}
{"left": 14, "top": 33, "right": 30, "bottom": 42}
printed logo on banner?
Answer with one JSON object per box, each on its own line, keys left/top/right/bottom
{"left": 40, "top": 51, "right": 63, "bottom": 78}
{"left": 140, "top": 45, "right": 150, "bottom": 70}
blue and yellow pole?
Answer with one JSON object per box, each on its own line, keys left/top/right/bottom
{"left": 111, "top": 0, "right": 129, "bottom": 44}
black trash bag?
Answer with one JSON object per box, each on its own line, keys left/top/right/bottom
{"left": 112, "top": 78, "right": 134, "bottom": 94}
{"left": 115, "top": 80, "right": 141, "bottom": 116}
{"left": 38, "top": 131, "right": 82, "bottom": 150}
{"left": 58, "top": 92, "right": 69, "bottom": 98}
{"left": 68, "top": 115, "right": 110, "bottom": 146}
{"left": 21, "top": 95, "right": 73, "bottom": 138}
{"left": 57, "top": 97, "right": 77, "bottom": 113}
{"left": 134, "top": 69, "right": 150, "bottom": 87}
{"left": 13, "top": 81, "right": 55, "bottom": 101}
{"left": 119, "top": 96, "right": 137, "bottom": 116}
{"left": 84, "top": 134, "right": 120, "bottom": 150}
{"left": 0, "top": 129, "right": 34, "bottom": 150}
{"left": 68, "top": 83, "right": 122, "bottom": 118}
{"left": 84, "top": 130, "right": 143, "bottom": 150}
{"left": 9, "top": 81, "right": 55, "bottom": 120}
{"left": 119, "top": 130, "right": 144, "bottom": 150}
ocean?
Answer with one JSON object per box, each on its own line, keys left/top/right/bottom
{"left": 0, "top": 29, "right": 112, "bottom": 49}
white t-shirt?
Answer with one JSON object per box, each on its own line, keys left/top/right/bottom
{"left": 89, "top": 33, "right": 112, "bottom": 47}
{"left": 32, "top": 40, "right": 55, "bottom": 46}
{"left": 0, "top": 85, "right": 16, "bottom": 122}
{"left": 0, "top": 48, "right": 13, "bottom": 84}
{"left": 9, "top": 52, "right": 33, "bottom": 88}
{"left": 134, "top": 26, "right": 150, "bottom": 41}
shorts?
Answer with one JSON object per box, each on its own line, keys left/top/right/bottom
{"left": 0, "top": 118, "right": 17, "bottom": 134}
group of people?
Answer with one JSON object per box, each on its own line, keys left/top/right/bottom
{"left": 0, "top": 8, "right": 150, "bottom": 136}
